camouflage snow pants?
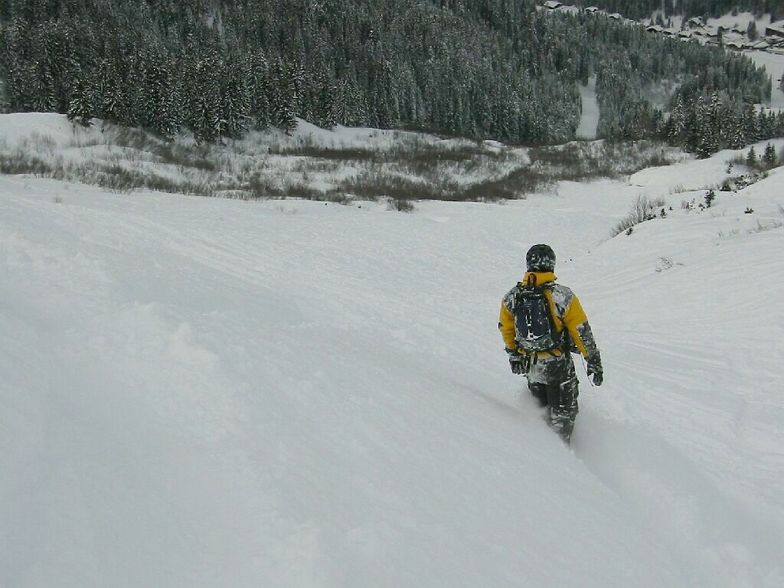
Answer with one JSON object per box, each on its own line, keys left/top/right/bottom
{"left": 526, "top": 353, "right": 579, "bottom": 444}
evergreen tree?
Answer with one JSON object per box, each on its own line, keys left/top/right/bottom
{"left": 220, "top": 57, "right": 251, "bottom": 139}
{"left": 140, "top": 50, "right": 179, "bottom": 139}
{"left": 65, "top": 58, "right": 93, "bottom": 126}
{"left": 190, "top": 53, "right": 223, "bottom": 143}
{"left": 696, "top": 92, "right": 721, "bottom": 158}
{"left": 730, "top": 115, "right": 746, "bottom": 150}
{"left": 248, "top": 52, "right": 271, "bottom": 130}
{"left": 745, "top": 145, "right": 757, "bottom": 167}
{"left": 763, "top": 142, "right": 777, "bottom": 166}
{"left": 743, "top": 103, "right": 758, "bottom": 144}
{"left": 269, "top": 57, "right": 297, "bottom": 134}
{"left": 668, "top": 95, "right": 686, "bottom": 145}
{"left": 0, "top": 0, "right": 777, "bottom": 146}
{"left": 97, "top": 59, "right": 127, "bottom": 124}
{"left": 746, "top": 21, "right": 758, "bottom": 41}
{"left": 312, "top": 65, "right": 336, "bottom": 129}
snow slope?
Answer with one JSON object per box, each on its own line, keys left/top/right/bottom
{"left": 745, "top": 49, "right": 784, "bottom": 110}
{"left": 576, "top": 75, "right": 599, "bottom": 139}
{"left": 1, "top": 117, "right": 783, "bottom": 587}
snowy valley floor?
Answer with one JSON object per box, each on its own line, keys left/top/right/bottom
{"left": 2, "top": 128, "right": 784, "bottom": 586}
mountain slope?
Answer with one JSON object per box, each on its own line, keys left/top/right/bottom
{"left": 1, "top": 119, "right": 783, "bottom": 587}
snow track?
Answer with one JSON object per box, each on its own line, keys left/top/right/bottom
{"left": 2, "top": 140, "right": 784, "bottom": 586}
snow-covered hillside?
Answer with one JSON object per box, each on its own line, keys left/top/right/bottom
{"left": 1, "top": 116, "right": 784, "bottom": 587}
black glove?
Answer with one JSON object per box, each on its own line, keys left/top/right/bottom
{"left": 507, "top": 349, "right": 527, "bottom": 375}
{"left": 586, "top": 356, "right": 603, "bottom": 386}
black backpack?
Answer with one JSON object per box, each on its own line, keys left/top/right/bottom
{"left": 513, "top": 283, "right": 563, "bottom": 353}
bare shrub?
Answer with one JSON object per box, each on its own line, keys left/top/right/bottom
{"left": 0, "top": 151, "right": 53, "bottom": 176}
{"left": 611, "top": 195, "right": 665, "bottom": 237}
{"left": 530, "top": 140, "right": 676, "bottom": 181}
{"left": 83, "top": 163, "right": 214, "bottom": 196}
{"left": 388, "top": 198, "right": 415, "bottom": 212}
{"left": 155, "top": 143, "right": 217, "bottom": 171}
{"left": 459, "top": 167, "right": 550, "bottom": 201}
{"left": 30, "top": 132, "right": 57, "bottom": 155}
{"left": 286, "top": 182, "right": 344, "bottom": 201}
{"left": 111, "top": 126, "right": 162, "bottom": 152}
{"left": 290, "top": 158, "right": 342, "bottom": 174}
{"left": 269, "top": 144, "right": 376, "bottom": 161}
{"left": 248, "top": 174, "right": 286, "bottom": 199}
{"left": 341, "top": 171, "right": 445, "bottom": 200}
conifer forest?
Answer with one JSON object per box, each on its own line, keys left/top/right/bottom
{"left": 0, "top": 0, "right": 782, "bottom": 157}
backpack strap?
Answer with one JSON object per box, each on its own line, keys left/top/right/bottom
{"left": 541, "top": 283, "right": 568, "bottom": 356}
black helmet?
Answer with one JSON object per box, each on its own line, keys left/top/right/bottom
{"left": 526, "top": 244, "right": 556, "bottom": 272}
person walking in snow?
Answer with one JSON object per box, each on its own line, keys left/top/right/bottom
{"left": 498, "top": 244, "right": 603, "bottom": 444}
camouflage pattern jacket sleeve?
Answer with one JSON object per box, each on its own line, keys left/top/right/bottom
{"left": 549, "top": 284, "right": 601, "bottom": 363}
{"left": 498, "top": 286, "right": 519, "bottom": 352}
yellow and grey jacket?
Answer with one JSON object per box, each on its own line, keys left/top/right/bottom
{"left": 498, "top": 271, "right": 600, "bottom": 361}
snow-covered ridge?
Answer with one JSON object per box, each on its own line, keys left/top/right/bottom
{"left": 2, "top": 111, "right": 783, "bottom": 586}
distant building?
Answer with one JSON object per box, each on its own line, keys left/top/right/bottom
{"left": 646, "top": 25, "right": 663, "bottom": 33}
{"left": 609, "top": 13, "right": 621, "bottom": 20}
{"left": 750, "top": 40, "right": 770, "bottom": 50}
{"left": 703, "top": 26, "right": 720, "bottom": 38}
{"left": 765, "top": 21, "right": 784, "bottom": 39}
{"left": 678, "top": 30, "right": 692, "bottom": 39}
{"left": 543, "top": 1, "right": 562, "bottom": 9}
{"left": 687, "top": 17, "right": 704, "bottom": 28}
{"left": 585, "top": 6, "right": 599, "bottom": 14}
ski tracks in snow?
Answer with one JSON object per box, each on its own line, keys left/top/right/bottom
{"left": 574, "top": 409, "right": 784, "bottom": 588}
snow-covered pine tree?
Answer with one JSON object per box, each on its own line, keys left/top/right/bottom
{"left": 268, "top": 58, "right": 297, "bottom": 134}
{"left": 668, "top": 95, "right": 686, "bottom": 145}
{"left": 192, "top": 53, "right": 223, "bottom": 144}
{"left": 743, "top": 103, "right": 759, "bottom": 144}
{"left": 248, "top": 52, "right": 271, "bottom": 131}
{"left": 141, "top": 50, "right": 178, "bottom": 139}
{"left": 746, "top": 145, "right": 757, "bottom": 167}
{"left": 66, "top": 60, "right": 93, "bottom": 126}
{"left": 730, "top": 115, "right": 747, "bottom": 150}
{"left": 311, "top": 62, "right": 336, "bottom": 130}
{"left": 220, "top": 58, "right": 251, "bottom": 139}
{"left": 763, "top": 143, "right": 777, "bottom": 167}
{"left": 97, "top": 59, "right": 127, "bottom": 124}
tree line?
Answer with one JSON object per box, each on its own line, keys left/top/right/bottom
{"left": 0, "top": 0, "right": 778, "bottom": 153}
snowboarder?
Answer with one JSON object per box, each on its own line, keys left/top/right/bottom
{"left": 498, "top": 244, "right": 603, "bottom": 444}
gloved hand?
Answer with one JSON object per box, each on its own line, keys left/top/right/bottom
{"left": 586, "top": 356, "right": 603, "bottom": 386}
{"left": 507, "top": 349, "right": 527, "bottom": 375}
